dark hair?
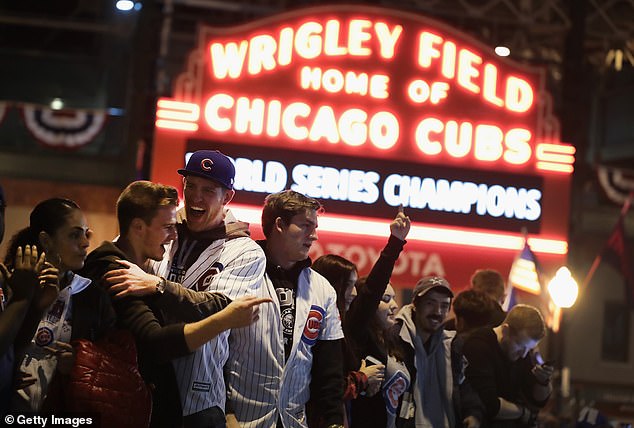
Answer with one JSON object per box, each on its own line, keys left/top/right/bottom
{"left": 505, "top": 304, "right": 546, "bottom": 340}
{"left": 117, "top": 181, "right": 179, "bottom": 235}
{"left": 261, "top": 190, "right": 323, "bottom": 237}
{"left": 313, "top": 254, "right": 357, "bottom": 318}
{"left": 3, "top": 198, "right": 80, "bottom": 268}
{"left": 470, "top": 268, "right": 505, "bottom": 302}
{"left": 453, "top": 289, "right": 495, "bottom": 333}
{"left": 354, "top": 276, "right": 387, "bottom": 339}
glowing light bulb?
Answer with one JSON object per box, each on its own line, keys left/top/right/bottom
{"left": 50, "top": 98, "right": 64, "bottom": 110}
{"left": 495, "top": 46, "right": 510, "bottom": 57}
{"left": 547, "top": 267, "right": 578, "bottom": 308}
{"left": 116, "top": 0, "right": 134, "bottom": 11}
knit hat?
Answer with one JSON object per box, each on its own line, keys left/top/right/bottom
{"left": 178, "top": 150, "right": 235, "bottom": 189}
{"left": 412, "top": 276, "right": 453, "bottom": 302}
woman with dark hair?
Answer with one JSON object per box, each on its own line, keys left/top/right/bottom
{"left": 344, "top": 208, "right": 410, "bottom": 428}
{"left": 310, "top": 209, "right": 410, "bottom": 427}
{"left": 312, "top": 254, "right": 358, "bottom": 320}
{"left": 5, "top": 198, "right": 114, "bottom": 412}
{"left": 312, "top": 253, "right": 383, "bottom": 413}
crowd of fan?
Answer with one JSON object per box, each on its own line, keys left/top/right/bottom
{"left": 1, "top": 150, "right": 600, "bottom": 428}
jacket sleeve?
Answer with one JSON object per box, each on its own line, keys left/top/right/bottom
{"left": 91, "top": 258, "right": 192, "bottom": 364}
{"left": 343, "top": 370, "right": 368, "bottom": 400}
{"left": 152, "top": 280, "right": 232, "bottom": 323}
{"left": 344, "top": 235, "right": 405, "bottom": 357}
{"left": 518, "top": 354, "right": 551, "bottom": 408}
{"left": 462, "top": 335, "right": 501, "bottom": 419}
{"left": 113, "top": 296, "right": 191, "bottom": 364}
{"left": 310, "top": 338, "right": 345, "bottom": 426}
{"left": 452, "top": 336, "right": 485, "bottom": 423}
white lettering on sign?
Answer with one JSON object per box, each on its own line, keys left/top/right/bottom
{"left": 416, "top": 31, "right": 534, "bottom": 112}
{"left": 233, "top": 158, "right": 287, "bottom": 193}
{"left": 206, "top": 20, "right": 532, "bottom": 113}
{"left": 205, "top": 93, "right": 400, "bottom": 150}
{"left": 209, "top": 19, "right": 404, "bottom": 80}
{"left": 229, "top": 154, "right": 542, "bottom": 222}
{"left": 383, "top": 174, "right": 542, "bottom": 220}
{"left": 203, "top": 93, "right": 536, "bottom": 166}
{"left": 310, "top": 242, "right": 445, "bottom": 281}
{"left": 291, "top": 164, "right": 380, "bottom": 203}
{"left": 414, "top": 117, "right": 532, "bottom": 164}
{"left": 300, "top": 66, "right": 390, "bottom": 99}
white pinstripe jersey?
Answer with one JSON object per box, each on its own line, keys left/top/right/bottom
{"left": 225, "top": 267, "right": 344, "bottom": 428}
{"left": 154, "top": 214, "right": 266, "bottom": 417}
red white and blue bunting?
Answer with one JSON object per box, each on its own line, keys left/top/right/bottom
{"left": 21, "top": 104, "right": 106, "bottom": 149}
{"left": 598, "top": 165, "right": 634, "bottom": 205}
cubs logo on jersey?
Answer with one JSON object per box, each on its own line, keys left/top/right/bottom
{"left": 301, "top": 305, "right": 325, "bottom": 346}
{"left": 383, "top": 370, "right": 409, "bottom": 415}
{"left": 35, "top": 326, "right": 54, "bottom": 347}
{"left": 195, "top": 262, "right": 224, "bottom": 291}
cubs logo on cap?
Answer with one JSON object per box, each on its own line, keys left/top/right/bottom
{"left": 178, "top": 150, "right": 235, "bottom": 190}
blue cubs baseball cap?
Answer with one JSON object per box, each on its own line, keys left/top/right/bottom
{"left": 178, "top": 150, "right": 235, "bottom": 190}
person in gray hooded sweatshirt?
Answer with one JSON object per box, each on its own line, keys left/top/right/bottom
{"left": 386, "top": 276, "right": 483, "bottom": 428}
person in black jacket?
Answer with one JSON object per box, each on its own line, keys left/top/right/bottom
{"left": 445, "top": 268, "right": 507, "bottom": 332}
{"left": 310, "top": 208, "right": 409, "bottom": 427}
{"left": 344, "top": 207, "right": 410, "bottom": 428}
{"left": 453, "top": 289, "right": 497, "bottom": 335}
{"left": 462, "top": 304, "right": 553, "bottom": 428}
{"left": 80, "top": 180, "right": 269, "bottom": 427}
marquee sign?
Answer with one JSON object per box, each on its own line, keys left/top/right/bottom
{"left": 187, "top": 139, "right": 544, "bottom": 233}
{"left": 151, "top": 5, "right": 574, "bottom": 289}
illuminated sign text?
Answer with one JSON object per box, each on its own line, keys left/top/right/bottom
{"left": 187, "top": 141, "right": 544, "bottom": 233}
{"left": 158, "top": 10, "right": 574, "bottom": 174}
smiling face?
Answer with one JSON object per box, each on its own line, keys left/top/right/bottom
{"left": 376, "top": 283, "right": 398, "bottom": 330}
{"left": 141, "top": 205, "right": 177, "bottom": 261}
{"left": 414, "top": 289, "right": 452, "bottom": 339}
{"left": 183, "top": 175, "right": 234, "bottom": 232}
{"left": 275, "top": 209, "right": 318, "bottom": 268}
{"left": 43, "top": 209, "right": 92, "bottom": 272}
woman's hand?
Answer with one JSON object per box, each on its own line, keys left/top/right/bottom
{"left": 359, "top": 359, "right": 385, "bottom": 397}
{"left": 14, "top": 370, "right": 37, "bottom": 391}
{"left": 7, "top": 245, "right": 43, "bottom": 302}
{"left": 33, "top": 262, "right": 60, "bottom": 311}
{"left": 45, "top": 341, "right": 75, "bottom": 375}
{"left": 390, "top": 206, "right": 411, "bottom": 241}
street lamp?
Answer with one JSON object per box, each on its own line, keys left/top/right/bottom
{"left": 546, "top": 266, "right": 579, "bottom": 420}
{"left": 548, "top": 266, "right": 578, "bottom": 309}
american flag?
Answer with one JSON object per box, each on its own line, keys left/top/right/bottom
{"left": 504, "top": 239, "right": 558, "bottom": 329}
